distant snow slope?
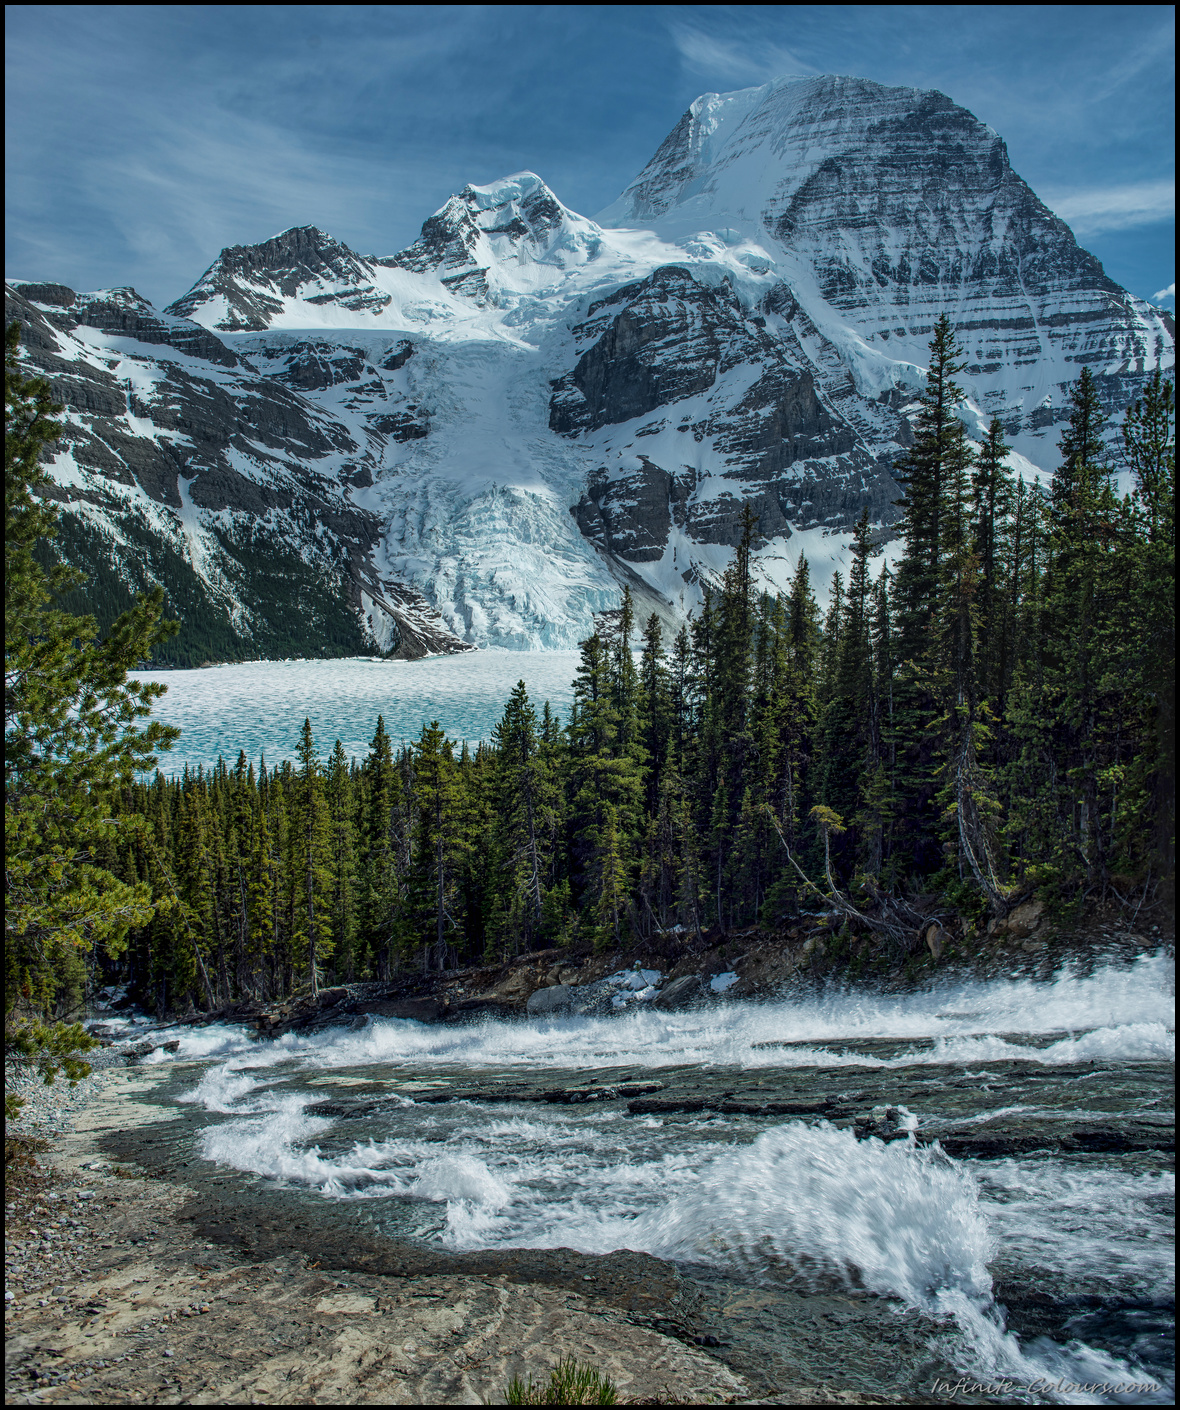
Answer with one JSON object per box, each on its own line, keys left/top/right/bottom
{"left": 7, "top": 76, "right": 1173, "bottom": 657}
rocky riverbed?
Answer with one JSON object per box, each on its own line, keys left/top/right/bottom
{"left": 6, "top": 944, "right": 1174, "bottom": 1405}
{"left": 5, "top": 1066, "right": 767, "bottom": 1405}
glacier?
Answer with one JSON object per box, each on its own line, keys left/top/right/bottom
{"left": 6, "top": 74, "right": 1173, "bottom": 659}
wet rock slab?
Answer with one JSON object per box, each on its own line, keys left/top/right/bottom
{"left": 21, "top": 1030, "right": 1171, "bottom": 1405}
{"left": 301, "top": 1055, "right": 1175, "bottom": 1163}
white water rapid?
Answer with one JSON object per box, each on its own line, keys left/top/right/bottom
{"left": 154, "top": 955, "right": 1173, "bottom": 1403}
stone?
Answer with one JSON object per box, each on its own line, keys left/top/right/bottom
{"left": 652, "top": 975, "right": 705, "bottom": 1010}
{"left": 1006, "top": 900, "right": 1044, "bottom": 934}
{"left": 526, "top": 984, "right": 573, "bottom": 1016}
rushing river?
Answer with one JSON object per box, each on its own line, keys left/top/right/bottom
{"left": 120, "top": 954, "right": 1174, "bottom": 1403}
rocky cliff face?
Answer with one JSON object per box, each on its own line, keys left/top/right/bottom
{"left": 599, "top": 76, "right": 1171, "bottom": 447}
{"left": 4, "top": 280, "right": 470, "bottom": 664}
{"left": 7, "top": 75, "right": 1173, "bottom": 657}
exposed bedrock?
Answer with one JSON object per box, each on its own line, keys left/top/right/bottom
{"left": 554, "top": 266, "right": 897, "bottom": 559}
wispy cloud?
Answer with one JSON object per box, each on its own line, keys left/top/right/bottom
{"left": 1091, "top": 16, "right": 1176, "bottom": 101}
{"left": 668, "top": 21, "right": 815, "bottom": 87}
{"left": 1152, "top": 281, "right": 1175, "bottom": 306}
{"left": 6, "top": 102, "right": 461, "bottom": 305}
{"left": 1043, "top": 179, "right": 1175, "bottom": 236}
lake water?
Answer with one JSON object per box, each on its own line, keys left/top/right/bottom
{"left": 132, "top": 651, "right": 583, "bottom": 773}
{"left": 123, "top": 955, "right": 1175, "bottom": 1403}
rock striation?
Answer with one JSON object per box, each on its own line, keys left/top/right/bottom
{"left": 7, "top": 75, "right": 1172, "bottom": 656}
{"left": 4, "top": 280, "right": 469, "bottom": 663}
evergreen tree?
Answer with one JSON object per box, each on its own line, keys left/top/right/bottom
{"left": 493, "top": 682, "right": 559, "bottom": 951}
{"left": 892, "top": 314, "right": 968, "bottom": 658}
{"left": 887, "top": 316, "right": 970, "bottom": 878}
{"left": 568, "top": 635, "right": 644, "bottom": 946}
{"left": 6, "top": 322, "right": 180, "bottom": 1110}
{"left": 325, "top": 739, "right": 357, "bottom": 981}
{"left": 1122, "top": 369, "right": 1175, "bottom": 875}
{"left": 359, "top": 716, "right": 397, "bottom": 977}
{"left": 972, "top": 417, "right": 1015, "bottom": 708}
{"left": 411, "top": 721, "right": 463, "bottom": 972}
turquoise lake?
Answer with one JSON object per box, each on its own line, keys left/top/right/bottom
{"left": 131, "top": 651, "right": 583, "bottom": 774}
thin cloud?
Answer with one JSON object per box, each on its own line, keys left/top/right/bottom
{"left": 1152, "top": 281, "right": 1175, "bottom": 304}
{"left": 7, "top": 105, "right": 458, "bottom": 305}
{"left": 668, "top": 21, "right": 815, "bottom": 86}
{"left": 1091, "top": 16, "right": 1175, "bottom": 101}
{"left": 1044, "top": 179, "right": 1175, "bottom": 236}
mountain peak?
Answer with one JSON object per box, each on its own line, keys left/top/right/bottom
{"left": 383, "top": 169, "right": 600, "bottom": 303}
{"left": 166, "top": 226, "right": 388, "bottom": 330}
{"left": 597, "top": 74, "right": 979, "bottom": 232}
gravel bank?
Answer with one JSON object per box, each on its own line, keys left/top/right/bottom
{"left": 3, "top": 1059, "right": 773, "bottom": 1405}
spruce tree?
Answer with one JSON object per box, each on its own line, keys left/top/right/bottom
{"left": 887, "top": 316, "right": 970, "bottom": 879}
{"left": 325, "top": 739, "right": 357, "bottom": 981}
{"left": 972, "top": 417, "right": 1015, "bottom": 709}
{"left": 892, "top": 314, "right": 968, "bottom": 658}
{"left": 6, "top": 322, "right": 180, "bottom": 1108}
{"left": 411, "top": 721, "right": 462, "bottom": 972}
{"left": 359, "top": 716, "right": 397, "bottom": 976}
{"left": 493, "top": 681, "right": 558, "bottom": 950}
{"left": 568, "top": 635, "right": 644, "bottom": 946}
{"left": 1122, "top": 369, "right": 1175, "bottom": 875}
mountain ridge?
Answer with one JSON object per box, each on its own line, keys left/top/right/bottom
{"left": 7, "top": 73, "right": 1173, "bottom": 662}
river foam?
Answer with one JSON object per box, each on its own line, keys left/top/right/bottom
{"left": 168, "top": 953, "right": 1173, "bottom": 1403}
{"left": 160, "top": 951, "right": 1175, "bottom": 1075}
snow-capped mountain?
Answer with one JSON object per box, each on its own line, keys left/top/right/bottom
{"left": 7, "top": 75, "right": 1173, "bottom": 661}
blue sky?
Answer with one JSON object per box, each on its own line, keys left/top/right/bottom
{"left": 5, "top": 5, "right": 1175, "bottom": 310}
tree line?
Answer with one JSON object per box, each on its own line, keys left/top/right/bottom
{"left": 6, "top": 317, "right": 1175, "bottom": 1030}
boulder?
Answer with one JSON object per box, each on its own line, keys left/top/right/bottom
{"left": 526, "top": 984, "right": 573, "bottom": 1016}
{"left": 653, "top": 975, "right": 705, "bottom": 1010}
{"left": 1007, "top": 900, "right": 1044, "bottom": 934}
{"left": 988, "top": 898, "right": 1045, "bottom": 940}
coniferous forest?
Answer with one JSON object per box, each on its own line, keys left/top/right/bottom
{"left": 6, "top": 317, "right": 1176, "bottom": 1024}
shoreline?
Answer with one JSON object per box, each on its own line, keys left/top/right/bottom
{"left": 142, "top": 917, "right": 1174, "bottom": 1044}
{"left": 2, "top": 1063, "right": 805, "bottom": 1406}
{"left": 8, "top": 944, "right": 1171, "bottom": 1406}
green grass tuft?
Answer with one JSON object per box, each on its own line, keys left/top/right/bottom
{"left": 504, "top": 1356, "right": 619, "bottom": 1404}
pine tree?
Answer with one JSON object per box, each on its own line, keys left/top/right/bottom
{"left": 568, "top": 635, "right": 644, "bottom": 946}
{"left": 244, "top": 782, "right": 275, "bottom": 998}
{"left": 886, "top": 316, "right": 970, "bottom": 880}
{"left": 822, "top": 512, "right": 875, "bottom": 834}
{"left": 972, "top": 417, "right": 1015, "bottom": 709}
{"left": 325, "top": 739, "right": 358, "bottom": 981}
{"left": 638, "top": 614, "right": 671, "bottom": 818}
{"left": 291, "top": 720, "right": 332, "bottom": 995}
{"left": 359, "top": 716, "right": 397, "bottom": 977}
{"left": 6, "top": 323, "right": 181, "bottom": 1109}
{"left": 1122, "top": 369, "right": 1175, "bottom": 876}
{"left": 493, "top": 682, "right": 558, "bottom": 951}
{"left": 411, "top": 721, "right": 463, "bottom": 972}
{"left": 892, "top": 314, "right": 968, "bottom": 659}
